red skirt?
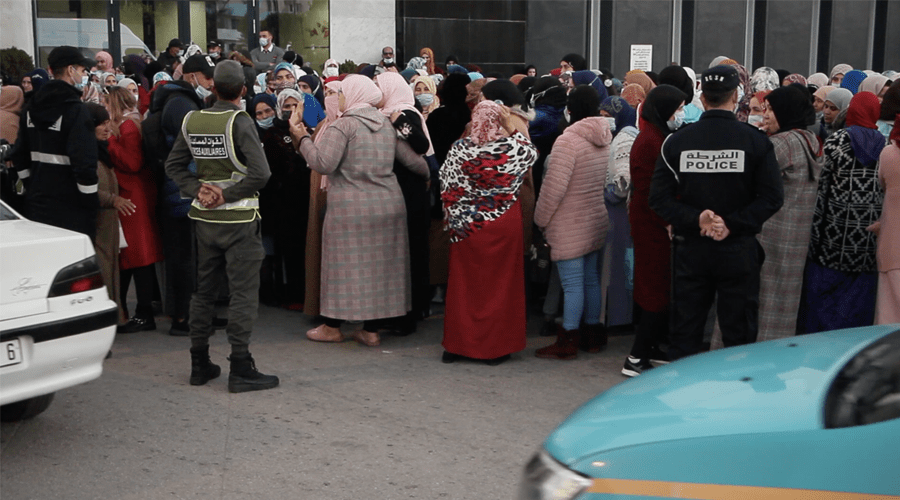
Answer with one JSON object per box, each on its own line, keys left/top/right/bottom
{"left": 443, "top": 201, "right": 526, "bottom": 359}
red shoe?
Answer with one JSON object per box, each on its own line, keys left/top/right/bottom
{"left": 535, "top": 326, "right": 579, "bottom": 360}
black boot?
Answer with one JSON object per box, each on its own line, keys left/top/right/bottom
{"left": 228, "top": 352, "right": 279, "bottom": 393}
{"left": 189, "top": 345, "right": 221, "bottom": 386}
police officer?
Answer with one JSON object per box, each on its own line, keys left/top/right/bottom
{"left": 11, "top": 46, "right": 99, "bottom": 240}
{"left": 165, "top": 60, "right": 277, "bottom": 393}
{"left": 648, "top": 65, "right": 784, "bottom": 360}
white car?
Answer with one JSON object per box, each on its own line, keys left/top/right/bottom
{"left": 0, "top": 201, "right": 117, "bottom": 421}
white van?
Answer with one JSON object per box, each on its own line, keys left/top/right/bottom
{"left": 36, "top": 18, "right": 155, "bottom": 66}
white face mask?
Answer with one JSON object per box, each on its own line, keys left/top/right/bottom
{"left": 604, "top": 116, "right": 616, "bottom": 132}
{"left": 748, "top": 114, "right": 764, "bottom": 127}
{"left": 667, "top": 109, "right": 685, "bottom": 131}
{"left": 177, "top": 49, "right": 185, "bottom": 57}
{"left": 383, "top": 58, "right": 394, "bottom": 65}
{"left": 323, "top": 66, "right": 338, "bottom": 78}
{"left": 209, "top": 51, "right": 220, "bottom": 59}
{"left": 259, "top": 37, "right": 269, "bottom": 48}
{"left": 415, "top": 93, "right": 434, "bottom": 107}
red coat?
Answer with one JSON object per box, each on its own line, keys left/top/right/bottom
{"left": 108, "top": 118, "right": 163, "bottom": 270}
{"left": 628, "top": 118, "right": 671, "bottom": 312}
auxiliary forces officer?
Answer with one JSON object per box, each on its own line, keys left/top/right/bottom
{"left": 165, "top": 60, "right": 278, "bottom": 393}
{"left": 648, "top": 65, "right": 784, "bottom": 360}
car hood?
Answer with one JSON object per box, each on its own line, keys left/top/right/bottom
{"left": 545, "top": 326, "right": 899, "bottom": 466}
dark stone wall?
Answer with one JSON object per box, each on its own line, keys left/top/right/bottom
{"left": 523, "top": 0, "right": 588, "bottom": 76}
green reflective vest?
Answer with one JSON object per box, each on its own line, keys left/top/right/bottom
{"left": 182, "top": 109, "right": 260, "bottom": 223}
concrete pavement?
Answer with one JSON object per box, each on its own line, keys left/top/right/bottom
{"left": 1, "top": 304, "right": 634, "bottom": 499}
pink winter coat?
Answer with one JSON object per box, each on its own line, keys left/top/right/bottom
{"left": 534, "top": 116, "right": 612, "bottom": 261}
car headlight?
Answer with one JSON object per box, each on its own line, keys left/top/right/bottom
{"left": 518, "top": 449, "right": 593, "bottom": 500}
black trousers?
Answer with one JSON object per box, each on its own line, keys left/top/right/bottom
{"left": 668, "top": 235, "right": 762, "bottom": 360}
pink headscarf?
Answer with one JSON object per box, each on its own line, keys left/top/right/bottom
{"left": 469, "top": 100, "right": 506, "bottom": 146}
{"left": 375, "top": 72, "right": 434, "bottom": 155}
{"left": 339, "top": 75, "right": 382, "bottom": 116}
{"left": 94, "top": 51, "right": 113, "bottom": 71}
{"left": 315, "top": 80, "right": 342, "bottom": 144}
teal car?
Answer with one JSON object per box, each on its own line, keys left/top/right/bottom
{"left": 519, "top": 325, "right": 900, "bottom": 499}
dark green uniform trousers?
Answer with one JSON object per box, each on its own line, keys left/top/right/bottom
{"left": 190, "top": 219, "right": 265, "bottom": 352}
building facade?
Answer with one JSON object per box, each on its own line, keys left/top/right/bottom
{"left": 2, "top": 0, "right": 896, "bottom": 78}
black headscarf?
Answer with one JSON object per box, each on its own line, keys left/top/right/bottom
{"left": 527, "top": 76, "right": 567, "bottom": 110}
{"left": 85, "top": 102, "right": 112, "bottom": 167}
{"left": 645, "top": 71, "right": 659, "bottom": 86}
{"left": 567, "top": 85, "right": 601, "bottom": 124}
{"left": 561, "top": 53, "right": 587, "bottom": 72}
{"left": 765, "top": 84, "right": 816, "bottom": 132}
{"left": 482, "top": 79, "right": 525, "bottom": 107}
{"left": 641, "top": 84, "right": 687, "bottom": 135}
{"left": 658, "top": 65, "right": 694, "bottom": 102}
{"left": 298, "top": 74, "right": 325, "bottom": 106}
{"left": 516, "top": 76, "right": 536, "bottom": 95}
{"left": 775, "top": 69, "right": 790, "bottom": 86}
{"left": 438, "top": 73, "right": 471, "bottom": 106}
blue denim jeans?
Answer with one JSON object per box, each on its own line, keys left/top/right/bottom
{"left": 556, "top": 250, "right": 602, "bottom": 331}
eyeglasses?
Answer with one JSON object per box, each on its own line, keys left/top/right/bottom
{"left": 383, "top": 52, "right": 393, "bottom": 57}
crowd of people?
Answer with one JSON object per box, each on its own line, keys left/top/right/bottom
{"left": 1, "top": 37, "right": 898, "bottom": 391}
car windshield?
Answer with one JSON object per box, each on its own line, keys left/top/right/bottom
{"left": 0, "top": 203, "right": 20, "bottom": 221}
{"left": 824, "top": 329, "right": 900, "bottom": 428}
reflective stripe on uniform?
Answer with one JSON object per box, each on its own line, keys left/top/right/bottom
{"left": 17, "top": 169, "right": 30, "bottom": 179}
{"left": 190, "top": 197, "right": 260, "bottom": 211}
{"left": 586, "top": 478, "right": 900, "bottom": 499}
{"left": 31, "top": 152, "right": 71, "bottom": 165}
{"left": 77, "top": 183, "right": 99, "bottom": 194}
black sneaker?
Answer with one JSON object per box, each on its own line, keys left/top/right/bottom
{"left": 647, "top": 346, "right": 670, "bottom": 365}
{"left": 117, "top": 316, "right": 156, "bottom": 334}
{"left": 622, "top": 356, "right": 655, "bottom": 377}
{"left": 169, "top": 319, "right": 190, "bottom": 336}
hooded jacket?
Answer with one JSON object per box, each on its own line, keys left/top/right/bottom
{"left": 535, "top": 116, "right": 612, "bottom": 261}
{"left": 143, "top": 81, "right": 202, "bottom": 216}
{"left": 11, "top": 79, "right": 99, "bottom": 238}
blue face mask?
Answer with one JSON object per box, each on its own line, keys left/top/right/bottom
{"left": 75, "top": 75, "right": 88, "bottom": 90}
{"left": 257, "top": 116, "right": 275, "bottom": 129}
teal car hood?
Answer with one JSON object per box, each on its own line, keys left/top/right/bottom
{"left": 546, "top": 325, "right": 899, "bottom": 466}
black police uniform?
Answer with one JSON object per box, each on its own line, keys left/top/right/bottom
{"left": 648, "top": 95, "right": 783, "bottom": 360}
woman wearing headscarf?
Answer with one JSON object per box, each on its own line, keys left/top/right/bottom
{"left": 533, "top": 85, "right": 611, "bottom": 359}
{"left": 81, "top": 82, "right": 102, "bottom": 105}
{"left": 570, "top": 70, "right": 609, "bottom": 101}
{"left": 289, "top": 75, "right": 430, "bottom": 347}
{"left": 624, "top": 71, "right": 655, "bottom": 96}
{"left": 559, "top": 53, "right": 587, "bottom": 73}
{"left": 20, "top": 68, "right": 49, "bottom": 106}
{"left": 818, "top": 88, "right": 853, "bottom": 142}
{"left": 659, "top": 65, "right": 702, "bottom": 124}
{"left": 620, "top": 83, "right": 646, "bottom": 109}
{"left": 526, "top": 77, "right": 568, "bottom": 195}
{"left": 840, "top": 70, "right": 868, "bottom": 95}
{"left": 419, "top": 47, "right": 442, "bottom": 75}
{"left": 273, "top": 62, "right": 299, "bottom": 94}
{"left": 425, "top": 73, "right": 471, "bottom": 292}
{"left": 747, "top": 90, "right": 771, "bottom": 129}
{"left": 261, "top": 89, "right": 323, "bottom": 309}
{"left": 375, "top": 71, "right": 435, "bottom": 332}
{"left": 0, "top": 85, "right": 24, "bottom": 145}
{"left": 122, "top": 54, "right": 151, "bottom": 114}
{"left": 303, "top": 80, "right": 342, "bottom": 318}
{"left": 870, "top": 115, "right": 900, "bottom": 324}
{"left": 807, "top": 73, "right": 829, "bottom": 89}
{"left": 750, "top": 67, "right": 780, "bottom": 94}
{"left": 803, "top": 92, "right": 886, "bottom": 333}
{"left": 322, "top": 58, "right": 340, "bottom": 79}
{"left": 465, "top": 77, "right": 487, "bottom": 110}
{"left": 298, "top": 74, "right": 326, "bottom": 107}
{"left": 440, "top": 101, "right": 537, "bottom": 365}
{"left": 782, "top": 74, "right": 807, "bottom": 87}
{"left": 93, "top": 50, "right": 113, "bottom": 73}
{"left": 877, "top": 80, "right": 900, "bottom": 140}
{"left": 731, "top": 63, "right": 752, "bottom": 122}
{"left": 624, "top": 84, "right": 687, "bottom": 376}
{"left": 105, "top": 86, "right": 163, "bottom": 333}
{"left": 744, "top": 85, "right": 822, "bottom": 340}
{"left": 599, "top": 96, "right": 638, "bottom": 330}
{"left": 250, "top": 92, "right": 280, "bottom": 304}
{"left": 86, "top": 102, "right": 131, "bottom": 323}
{"left": 813, "top": 85, "right": 836, "bottom": 119}
{"left": 830, "top": 64, "right": 853, "bottom": 86}
{"left": 411, "top": 75, "right": 440, "bottom": 118}
{"left": 859, "top": 74, "right": 891, "bottom": 103}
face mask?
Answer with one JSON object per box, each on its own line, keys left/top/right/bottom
{"left": 667, "top": 109, "right": 685, "bottom": 131}
{"left": 132, "top": 91, "right": 140, "bottom": 101}
{"left": 748, "top": 114, "right": 764, "bottom": 127}
{"left": 604, "top": 116, "right": 617, "bottom": 132}
{"left": 76, "top": 75, "right": 88, "bottom": 90}
{"left": 415, "top": 93, "right": 434, "bottom": 107}
{"left": 195, "top": 84, "right": 212, "bottom": 100}
{"left": 323, "top": 67, "right": 338, "bottom": 78}
{"left": 282, "top": 110, "right": 292, "bottom": 122}
{"left": 115, "top": 74, "right": 125, "bottom": 82}
{"left": 383, "top": 58, "right": 394, "bottom": 65}
{"left": 259, "top": 37, "right": 269, "bottom": 48}
{"left": 177, "top": 49, "right": 185, "bottom": 57}
{"left": 209, "top": 51, "right": 220, "bottom": 59}
{"left": 257, "top": 116, "right": 275, "bottom": 129}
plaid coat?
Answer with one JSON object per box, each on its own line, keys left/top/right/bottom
{"left": 298, "top": 107, "right": 429, "bottom": 320}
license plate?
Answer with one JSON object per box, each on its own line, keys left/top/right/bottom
{"left": 2, "top": 339, "right": 23, "bottom": 367}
